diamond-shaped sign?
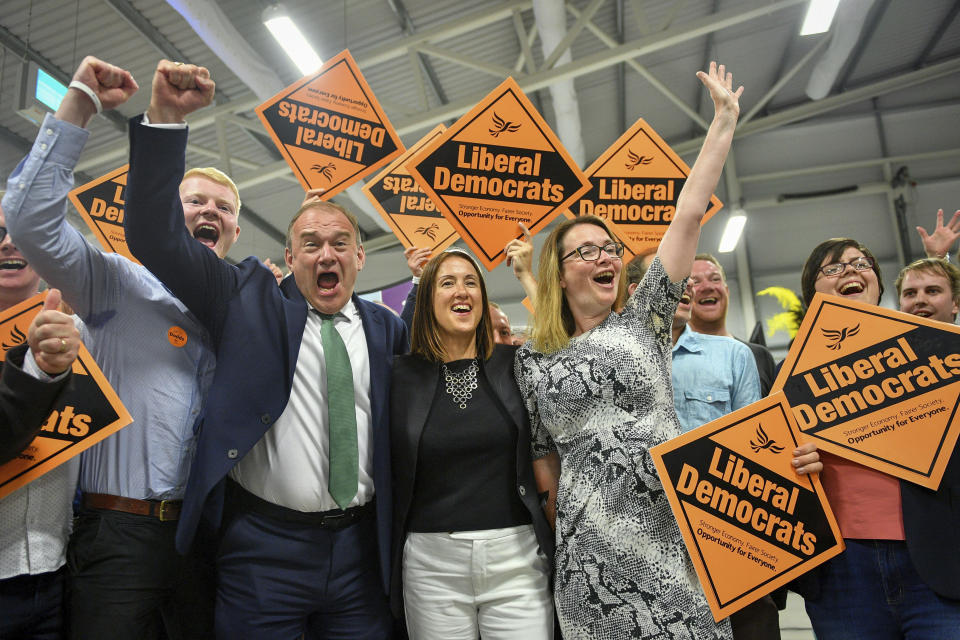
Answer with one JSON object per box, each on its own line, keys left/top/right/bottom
{"left": 68, "top": 165, "right": 138, "bottom": 264}
{"left": 362, "top": 125, "right": 458, "bottom": 253}
{"left": 255, "top": 49, "right": 403, "bottom": 199}
{"left": 772, "top": 293, "right": 960, "bottom": 489}
{"left": 0, "top": 292, "right": 132, "bottom": 499}
{"left": 570, "top": 118, "right": 723, "bottom": 256}
{"left": 407, "top": 77, "right": 591, "bottom": 270}
{"left": 651, "top": 394, "right": 843, "bottom": 621}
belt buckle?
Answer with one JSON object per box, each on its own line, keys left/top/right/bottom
{"left": 321, "top": 511, "right": 349, "bottom": 528}
{"left": 158, "top": 500, "right": 175, "bottom": 522}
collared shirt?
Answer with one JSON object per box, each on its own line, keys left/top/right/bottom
{"left": 0, "top": 347, "right": 78, "bottom": 580}
{"left": 3, "top": 114, "right": 215, "bottom": 501}
{"left": 231, "top": 299, "right": 374, "bottom": 512}
{"left": 671, "top": 325, "right": 761, "bottom": 432}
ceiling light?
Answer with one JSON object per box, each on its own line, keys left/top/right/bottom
{"left": 262, "top": 4, "right": 323, "bottom": 76}
{"left": 718, "top": 209, "right": 747, "bottom": 253}
{"left": 800, "top": 0, "right": 841, "bottom": 36}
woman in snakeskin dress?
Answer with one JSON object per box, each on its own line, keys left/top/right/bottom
{"left": 516, "top": 63, "right": 819, "bottom": 639}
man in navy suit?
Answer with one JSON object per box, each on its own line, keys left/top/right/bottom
{"left": 124, "top": 60, "right": 408, "bottom": 639}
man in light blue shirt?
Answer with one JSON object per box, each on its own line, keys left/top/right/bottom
{"left": 3, "top": 56, "right": 240, "bottom": 639}
{"left": 628, "top": 254, "right": 776, "bottom": 639}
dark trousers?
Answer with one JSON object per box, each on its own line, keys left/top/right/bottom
{"left": 0, "top": 567, "right": 66, "bottom": 640}
{"left": 216, "top": 488, "right": 391, "bottom": 640}
{"left": 66, "top": 507, "right": 216, "bottom": 640}
{"left": 730, "top": 594, "right": 780, "bottom": 640}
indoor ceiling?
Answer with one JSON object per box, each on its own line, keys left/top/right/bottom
{"left": 1, "top": 0, "right": 958, "bottom": 350}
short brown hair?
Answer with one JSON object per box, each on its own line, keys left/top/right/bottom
{"left": 895, "top": 258, "right": 960, "bottom": 304}
{"left": 694, "top": 253, "right": 725, "bottom": 281}
{"left": 800, "top": 238, "right": 884, "bottom": 307}
{"left": 285, "top": 201, "right": 361, "bottom": 250}
{"left": 409, "top": 250, "right": 494, "bottom": 363}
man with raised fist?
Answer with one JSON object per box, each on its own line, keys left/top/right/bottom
{"left": 3, "top": 55, "right": 241, "bottom": 639}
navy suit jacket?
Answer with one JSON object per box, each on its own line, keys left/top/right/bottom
{"left": 124, "top": 117, "right": 408, "bottom": 593}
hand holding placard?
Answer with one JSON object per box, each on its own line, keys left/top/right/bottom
{"left": 27, "top": 289, "right": 80, "bottom": 376}
{"left": 505, "top": 223, "right": 537, "bottom": 303}
{"left": 404, "top": 247, "right": 432, "bottom": 278}
{"left": 56, "top": 56, "right": 138, "bottom": 128}
{"left": 147, "top": 59, "right": 216, "bottom": 124}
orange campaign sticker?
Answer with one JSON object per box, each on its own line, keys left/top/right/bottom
{"left": 406, "top": 77, "right": 591, "bottom": 270}
{"left": 771, "top": 293, "right": 960, "bottom": 489}
{"left": 68, "top": 165, "right": 138, "bottom": 265}
{"left": 568, "top": 118, "right": 722, "bottom": 256}
{"left": 167, "top": 326, "right": 188, "bottom": 348}
{"left": 362, "top": 124, "right": 459, "bottom": 252}
{"left": 651, "top": 393, "right": 843, "bottom": 621}
{"left": 255, "top": 49, "right": 403, "bottom": 200}
{"left": 0, "top": 292, "right": 133, "bottom": 500}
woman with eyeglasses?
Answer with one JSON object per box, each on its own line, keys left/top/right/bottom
{"left": 795, "top": 238, "right": 960, "bottom": 638}
{"left": 513, "top": 63, "right": 762, "bottom": 639}
{"left": 389, "top": 248, "right": 556, "bottom": 639}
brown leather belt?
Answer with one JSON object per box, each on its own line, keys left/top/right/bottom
{"left": 82, "top": 493, "right": 182, "bottom": 522}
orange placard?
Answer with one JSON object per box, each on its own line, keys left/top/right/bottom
{"left": 255, "top": 49, "right": 403, "bottom": 199}
{"left": 0, "top": 292, "right": 133, "bottom": 499}
{"left": 362, "top": 125, "right": 458, "bottom": 252}
{"left": 568, "top": 118, "right": 722, "bottom": 256}
{"left": 771, "top": 293, "right": 960, "bottom": 489}
{"left": 68, "top": 165, "right": 138, "bottom": 264}
{"left": 651, "top": 394, "right": 843, "bottom": 621}
{"left": 407, "top": 77, "right": 591, "bottom": 270}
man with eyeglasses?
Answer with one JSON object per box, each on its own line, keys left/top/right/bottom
{"left": 626, "top": 253, "right": 773, "bottom": 640}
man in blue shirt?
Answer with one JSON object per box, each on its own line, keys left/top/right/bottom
{"left": 628, "top": 254, "right": 781, "bottom": 640}
{"left": 3, "top": 55, "right": 240, "bottom": 639}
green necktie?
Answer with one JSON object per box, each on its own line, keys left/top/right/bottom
{"left": 319, "top": 313, "right": 358, "bottom": 510}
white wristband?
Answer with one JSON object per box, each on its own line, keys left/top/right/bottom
{"left": 68, "top": 80, "right": 102, "bottom": 114}
{"left": 411, "top": 275, "right": 421, "bottom": 285}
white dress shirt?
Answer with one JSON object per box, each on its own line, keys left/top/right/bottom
{"left": 230, "top": 299, "right": 373, "bottom": 512}
{"left": 0, "top": 347, "right": 79, "bottom": 580}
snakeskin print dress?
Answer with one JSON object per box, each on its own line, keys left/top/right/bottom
{"left": 515, "top": 258, "right": 732, "bottom": 639}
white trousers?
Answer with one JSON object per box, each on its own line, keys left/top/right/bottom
{"left": 402, "top": 524, "right": 554, "bottom": 640}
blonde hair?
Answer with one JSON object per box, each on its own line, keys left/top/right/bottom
{"left": 530, "top": 216, "right": 627, "bottom": 354}
{"left": 181, "top": 167, "right": 241, "bottom": 213}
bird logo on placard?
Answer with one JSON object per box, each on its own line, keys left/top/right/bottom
{"left": 489, "top": 112, "right": 520, "bottom": 137}
{"left": 821, "top": 324, "right": 860, "bottom": 350}
{"left": 415, "top": 223, "right": 439, "bottom": 241}
{"left": 750, "top": 424, "right": 784, "bottom": 454}
{"left": 311, "top": 163, "right": 336, "bottom": 181}
{"left": 1, "top": 325, "right": 26, "bottom": 351}
{"left": 625, "top": 149, "right": 653, "bottom": 171}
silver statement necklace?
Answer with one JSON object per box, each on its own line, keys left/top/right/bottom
{"left": 442, "top": 358, "right": 479, "bottom": 410}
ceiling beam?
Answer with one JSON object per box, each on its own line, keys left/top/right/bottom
{"left": 913, "top": 0, "right": 960, "bottom": 69}
{"left": 386, "top": 0, "right": 450, "bottom": 106}
{"left": 102, "top": 0, "right": 230, "bottom": 105}
{"left": 834, "top": 0, "right": 890, "bottom": 92}
{"left": 391, "top": 0, "right": 807, "bottom": 135}
{"left": 569, "top": 3, "right": 707, "bottom": 130}
{"left": 672, "top": 56, "right": 960, "bottom": 155}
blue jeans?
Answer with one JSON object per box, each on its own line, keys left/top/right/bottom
{"left": 805, "top": 539, "right": 960, "bottom": 639}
